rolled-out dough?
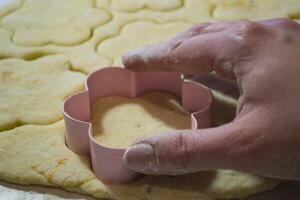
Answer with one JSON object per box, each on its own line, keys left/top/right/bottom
{"left": 0, "top": 121, "right": 278, "bottom": 200}
{"left": 109, "top": 0, "right": 183, "bottom": 12}
{"left": 1, "top": 0, "right": 111, "bottom": 46}
{"left": 0, "top": 0, "right": 22, "bottom": 19}
{"left": 92, "top": 91, "right": 190, "bottom": 148}
{"left": 0, "top": 55, "right": 85, "bottom": 131}
{"left": 210, "top": 0, "right": 300, "bottom": 21}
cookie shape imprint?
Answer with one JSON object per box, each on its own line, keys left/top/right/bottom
{"left": 63, "top": 67, "right": 213, "bottom": 184}
{"left": 0, "top": 55, "right": 85, "bottom": 131}
{"left": 1, "top": 0, "right": 111, "bottom": 46}
{"left": 109, "top": 0, "right": 183, "bottom": 12}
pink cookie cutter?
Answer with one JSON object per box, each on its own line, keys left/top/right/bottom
{"left": 63, "top": 67, "right": 213, "bottom": 184}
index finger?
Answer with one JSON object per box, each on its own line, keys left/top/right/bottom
{"left": 122, "top": 22, "right": 237, "bottom": 79}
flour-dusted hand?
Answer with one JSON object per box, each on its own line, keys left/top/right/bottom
{"left": 122, "top": 18, "right": 300, "bottom": 180}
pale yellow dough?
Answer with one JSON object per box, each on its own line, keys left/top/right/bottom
{"left": 92, "top": 92, "right": 190, "bottom": 148}
{"left": 0, "top": 0, "right": 214, "bottom": 73}
{"left": 210, "top": 0, "right": 300, "bottom": 21}
{"left": 0, "top": 27, "right": 56, "bottom": 60}
{"left": 0, "top": 26, "right": 111, "bottom": 73}
{"left": 0, "top": 121, "right": 112, "bottom": 199}
{"left": 0, "top": 121, "right": 278, "bottom": 200}
{"left": 97, "top": 0, "right": 214, "bottom": 22}
{"left": 0, "top": 0, "right": 23, "bottom": 19}
{"left": 1, "top": 0, "right": 111, "bottom": 46}
{"left": 0, "top": 55, "right": 85, "bottom": 131}
{"left": 110, "top": 0, "right": 183, "bottom": 12}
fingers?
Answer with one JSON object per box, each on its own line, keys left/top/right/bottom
{"left": 122, "top": 22, "right": 237, "bottom": 79}
{"left": 123, "top": 110, "right": 266, "bottom": 175}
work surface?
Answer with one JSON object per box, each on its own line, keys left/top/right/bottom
{"left": 1, "top": 0, "right": 300, "bottom": 199}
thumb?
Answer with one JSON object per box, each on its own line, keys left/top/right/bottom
{"left": 123, "top": 111, "right": 265, "bottom": 175}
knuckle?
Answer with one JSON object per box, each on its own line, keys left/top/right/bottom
{"left": 240, "top": 21, "right": 266, "bottom": 35}
{"left": 230, "top": 21, "right": 271, "bottom": 52}
{"left": 189, "top": 22, "right": 211, "bottom": 36}
{"left": 228, "top": 21, "right": 267, "bottom": 48}
{"left": 170, "top": 132, "right": 192, "bottom": 169}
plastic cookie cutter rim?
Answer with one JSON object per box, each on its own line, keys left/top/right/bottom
{"left": 63, "top": 67, "right": 213, "bottom": 184}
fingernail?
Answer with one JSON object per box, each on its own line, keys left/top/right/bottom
{"left": 123, "top": 143, "right": 159, "bottom": 174}
{"left": 122, "top": 53, "right": 132, "bottom": 66}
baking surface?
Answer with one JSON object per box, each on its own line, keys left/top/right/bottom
{"left": 1, "top": 0, "right": 300, "bottom": 199}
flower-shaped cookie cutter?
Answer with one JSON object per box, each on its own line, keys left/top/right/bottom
{"left": 63, "top": 67, "right": 213, "bottom": 184}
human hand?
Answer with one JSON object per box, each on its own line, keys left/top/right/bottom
{"left": 122, "top": 18, "right": 300, "bottom": 180}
